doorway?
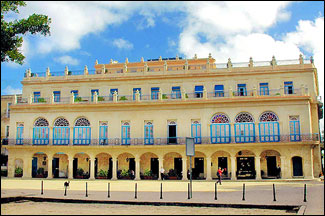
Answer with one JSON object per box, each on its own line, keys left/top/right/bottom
{"left": 73, "top": 158, "right": 78, "bottom": 178}
{"left": 52, "top": 158, "right": 59, "bottom": 178}
{"left": 94, "top": 158, "right": 98, "bottom": 178}
{"left": 236, "top": 157, "right": 255, "bottom": 179}
{"left": 32, "top": 157, "right": 37, "bottom": 177}
{"left": 151, "top": 158, "right": 159, "bottom": 179}
{"left": 108, "top": 158, "right": 112, "bottom": 179}
{"left": 218, "top": 157, "right": 228, "bottom": 176}
{"left": 292, "top": 156, "right": 303, "bottom": 176}
{"left": 129, "top": 158, "right": 135, "bottom": 172}
{"left": 168, "top": 125, "right": 177, "bottom": 144}
{"left": 266, "top": 156, "right": 277, "bottom": 177}
{"left": 194, "top": 157, "right": 204, "bottom": 179}
{"left": 174, "top": 158, "right": 182, "bottom": 179}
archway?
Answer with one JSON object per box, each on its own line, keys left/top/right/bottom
{"left": 292, "top": 156, "right": 303, "bottom": 177}
{"left": 164, "top": 152, "right": 183, "bottom": 180}
{"left": 95, "top": 153, "right": 112, "bottom": 179}
{"left": 140, "top": 152, "right": 159, "bottom": 179}
{"left": 260, "top": 150, "right": 281, "bottom": 178}
{"left": 32, "top": 152, "right": 48, "bottom": 178}
{"left": 236, "top": 150, "right": 256, "bottom": 179}
{"left": 73, "top": 153, "right": 90, "bottom": 179}
{"left": 52, "top": 152, "right": 68, "bottom": 178}
{"left": 117, "top": 152, "right": 135, "bottom": 179}
{"left": 211, "top": 151, "right": 231, "bottom": 179}
{"left": 187, "top": 151, "right": 206, "bottom": 180}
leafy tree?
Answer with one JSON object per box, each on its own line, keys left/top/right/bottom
{"left": 1, "top": 1, "right": 51, "bottom": 64}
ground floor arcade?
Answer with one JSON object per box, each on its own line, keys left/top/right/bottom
{"left": 6, "top": 143, "right": 320, "bottom": 180}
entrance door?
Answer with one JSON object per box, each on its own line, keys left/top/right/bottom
{"left": 218, "top": 157, "right": 228, "bottom": 176}
{"left": 266, "top": 156, "right": 277, "bottom": 177}
{"left": 151, "top": 158, "right": 159, "bottom": 179}
{"left": 129, "top": 158, "right": 135, "bottom": 173}
{"left": 73, "top": 158, "right": 78, "bottom": 178}
{"left": 292, "top": 157, "right": 303, "bottom": 176}
{"left": 32, "top": 157, "right": 38, "bottom": 177}
{"left": 168, "top": 125, "right": 177, "bottom": 144}
{"left": 236, "top": 157, "right": 255, "bottom": 179}
{"left": 194, "top": 158, "right": 204, "bottom": 179}
{"left": 174, "top": 158, "right": 183, "bottom": 179}
{"left": 94, "top": 158, "right": 98, "bottom": 178}
{"left": 108, "top": 158, "right": 112, "bottom": 179}
{"left": 52, "top": 158, "right": 59, "bottom": 178}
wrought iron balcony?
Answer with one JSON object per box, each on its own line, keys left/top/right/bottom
{"left": 6, "top": 134, "right": 319, "bottom": 146}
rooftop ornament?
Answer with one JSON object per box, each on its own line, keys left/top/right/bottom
{"left": 95, "top": 59, "right": 98, "bottom": 65}
{"left": 194, "top": 54, "right": 197, "bottom": 59}
{"left": 176, "top": 54, "right": 179, "bottom": 60}
{"left": 141, "top": 57, "right": 144, "bottom": 62}
{"left": 310, "top": 56, "right": 314, "bottom": 64}
{"left": 159, "top": 56, "right": 162, "bottom": 61}
{"left": 249, "top": 57, "right": 253, "bottom": 68}
{"left": 209, "top": 53, "right": 212, "bottom": 59}
{"left": 125, "top": 58, "right": 128, "bottom": 64}
{"left": 271, "top": 56, "right": 277, "bottom": 66}
{"left": 227, "top": 58, "right": 232, "bottom": 68}
{"left": 110, "top": 59, "right": 113, "bottom": 64}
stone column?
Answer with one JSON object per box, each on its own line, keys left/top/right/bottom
{"left": 280, "top": 156, "right": 288, "bottom": 179}
{"left": 47, "top": 154, "right": 53, "bottom": 179}
{"left": 135, "top": 156, "right": 140, "bottom": 180}
{"left": 158, "top": 156, "right": 164, "bottom": 180}
{"left": 68, "top": 155, "right": 74, "bottom": 179}
{"left": 255, "top": 156, "right": 261, "bottom": 180}
{"left": 182, "top": 156, "right": 188, "bottom": 180}
{"left": 231, "top": 156, "right": 236, "bottom": 180}
{"left": 70, "top": 92, "right": 75, "bottom": 104}
{"left": 89, "top": 155, "right": 95, "bottom": 180}
{"left": 203, "top": 87, "right": 208, "bottom": 99}
{"left": 158, "top": 89, "right": 162, "bottom": 101}
{"left": 206, "top": 157, "right": 212, "bottom": 181}
{"left": 7, "top": 156, "right": 15, "bottom": 178}
{"left": 94, "top": 91, "right": 98, "bottom": 104}
{"left": 23, "top": 156, "right": 32, "bottom": 178}
{"left": 113, "top": 91, "right": 118, "bottom": 103}
{"left": 112, "top": 157, "right": 117, "bottom": 180}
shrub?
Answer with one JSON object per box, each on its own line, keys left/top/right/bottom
{"left": 143, "top": 168, "right": 151, "bottom": 177}
{"left": 37, "top": 167, "right": 44, "bottom": 175}
{"left": 15, "top": 167, "right": 23, "bottom": 175}
{"left": 162, "top": 94, "right": 168, "bottom": 99}
{"left": 168, "top": 169, "right": 177, "bottom": 177}
{"left": 37, "top": 98, "right": 46, "bottom": 103}
{"left": 120, "top": 169, "right": 129, "bottom": 177}
{"left": 119, "top": 96, "right": 128, "bottom": 101}
{"left": 98, "top": 96, "right": 104, "bottom": 101}
{"left": 76, "top": 168, "right": 84, "bottom": 176}
{"left": 98, "top": 169, "right": 108, "bottom": 177}
{"left": 74, "top": 97, "right": 82, "bottom": 102}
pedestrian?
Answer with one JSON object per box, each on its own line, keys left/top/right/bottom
{"left": 217, "top": 167, "right": 224, "bottom": 185}
{"left": 160, "top": 167, "right": 165, "bottom": 180}
{"left": 131, "top": 170, "right": 135, "bottom": 179}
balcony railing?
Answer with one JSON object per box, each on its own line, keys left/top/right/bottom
{"left": 15, "top": 86, "right": 310, "bottom": 105}
{"left": 6, "top": 133, "right": 319, "bottom": 146}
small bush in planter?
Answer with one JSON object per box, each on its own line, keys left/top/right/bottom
{"left": 143, "top": 169, "right": 152, "bottom": 179}
{"left": 37, "top": 167, "right": 44, "bottom": 175}
{"left": 119, "top": 96, "right": 128, "bottom": 101}
{"left": 120, "top": 169, "right": 129, "bottom": 178}
{"left": 97, "top": 169, "right": 108, "bottom": 178}
{"left": 98, "top": 96, "right": 105, "bottom": 101}
{"left": 162, "top": 94, "right": 168, "bottom": 99}
{"left": 275, "top": 93, "right": 281, "bottom": 96}
{"left": 15, "top": 167, "right": 23, "bottom": 176}
{"left": 76, "top": 168, "right": 84, "bottom": 177}
{"left": 74, "top": 97, "right": 82, "bottom": 102}
{"left": 37, "top": 98, "right": 46, "bottom": 103}
{"left": 168, "top": 169, "right": 177, "bottom": 179}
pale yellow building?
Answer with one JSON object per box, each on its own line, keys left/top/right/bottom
{"left": 5, "top": 54, "right": 323, "bottom": 181}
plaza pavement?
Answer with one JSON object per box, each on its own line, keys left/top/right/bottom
{"left": 1, "top": 177, "right": 324, "bottom": 215}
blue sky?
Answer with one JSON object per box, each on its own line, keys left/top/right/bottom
{"left": 1, "top": 2, "right": 324, "bottom": 115}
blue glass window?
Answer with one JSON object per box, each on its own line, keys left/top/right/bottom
{"left": 33, "top": 92, "right": 40, "bottom": 103}
{"left": 121, "top": 123, "right": 130, "bottom": 145}
{"left": 172, "top": 86, "right": 181, "bottom": 99}
{"left": 110, "top": 89, "right": 118, "bottom": 100}
{"left": 284, "top": 81, "right": 294, "bottom": 94}
{"left": 191, "top": 122, "right": 201, "bottom": 144}
{"left": 144, "top": 123, "right": 154, "bottom": 145}
{"left": 53, "top": 91, "right": 61, "bottom": 102}
{"left": 33, "top": 127, "right": 49, "bottom": 145}
{"left": 237, "top": 84, "right": 247, "bottom": 96}
{"left": 259, "top": 112, "right": 280, "bottom": 142}
{"left": 91, "top": 89, "right": 99, "bottom": 102}
{"left": 234, "top": 122, "right": 255, "bottom": 143}
{"left": 195, "top": 85, "right": 204, "bottom": 98}
{"left": 53, "top": 127, "right": 70, "bottom": 145}
{"left": 290, "top": 120, "right": 301, "bottom": 141}
{"left": 7, "top": 103, "right": 11, "bottom": 117}
{"left": 214, "top": 85, "right": 224, "bottom": 97}
{"left": 259, "top": 83, "right": 269, "bottom": 95}
{"left": 71, "top": 90, "right": 78, "bottom": 99}
{"left": 73, "top": 127, "right": 91, "bottom": 145}
{"left": 133, "top": 88, "right": 141, "bottom": 100}
{"left": 151, "top": 87, "right": 159, "bottom": 100}
{"left": 16, "top": 125, "right": 24, "bottom": 145}
{"left": 210, "top": 123, "right": 231, "bottom": 143}
{"left": 99, "top": 125, "right": 108, "bottom": 145}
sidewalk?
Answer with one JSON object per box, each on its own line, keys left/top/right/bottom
{"left": 1, "top": 178, "right": 324, "bottom": 215}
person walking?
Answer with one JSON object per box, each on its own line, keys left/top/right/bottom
{"left": 217, "top": 167, "right": 224, "bottom": 185}
{"left": 160, "top": 167, "right": 165, "bottom": 180}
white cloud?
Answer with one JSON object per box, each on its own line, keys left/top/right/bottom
{"left": 54, "top": 55, "right": 79, "bottom": 66}
{"left": 112, "top": 38, "right": 134, "bottom": 50}
{"left": 2, "top": 86, "right": 22, "bottom": 95}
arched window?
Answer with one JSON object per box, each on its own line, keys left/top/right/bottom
{"left": 144, "top": 121, "right": 154, "bottom": 145}
{"left": 33, "top": 117, "right": 49, "bottom": 145}
{"left": 54, "top": 118, "right": 70, "bottom": 126}
{"left": 210, "top": 114, "right": 231, "bottom": 144}
{"left": 191, "top": 120, "right": 201, "bottom": 144}
{"left": 259, "top": 111, "right": 280, "bottom": 142}
{"left": 259, "top": 111, "right": 279, "bottom": 122}
{"left": 53, "top": 118, "right": 70, "bottom": 145}
{"left": 235, "top": 112, "right": 254, "bottom": 123}
{"left": 211, "top": 113, "right": 230, "bottom": 123}
{"left": 75, "top": 117, "right": 90, "bottom": 126}
{"left": 34, "top": 118, "right": 49, "bottom": 126}
{"left": 73, "top": 117, "right": 91, "bottom": 145}
{"left": 234, "top": 112, "right": 255, "bottom": 143}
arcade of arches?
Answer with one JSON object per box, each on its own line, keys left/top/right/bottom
{"left": 7, "top": 145, "right": 315, "bottom": 180}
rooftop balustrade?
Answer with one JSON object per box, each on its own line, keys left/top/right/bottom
{"left": 6, "top": 133, "right": 319, "bottom": 146}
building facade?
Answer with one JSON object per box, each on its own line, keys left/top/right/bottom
{"left": 5, "top": 54, "right": 322, "bottom": 180}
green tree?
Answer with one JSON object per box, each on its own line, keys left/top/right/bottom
{"left": 1, "top": 1, "right": 51, "bottom": 64}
